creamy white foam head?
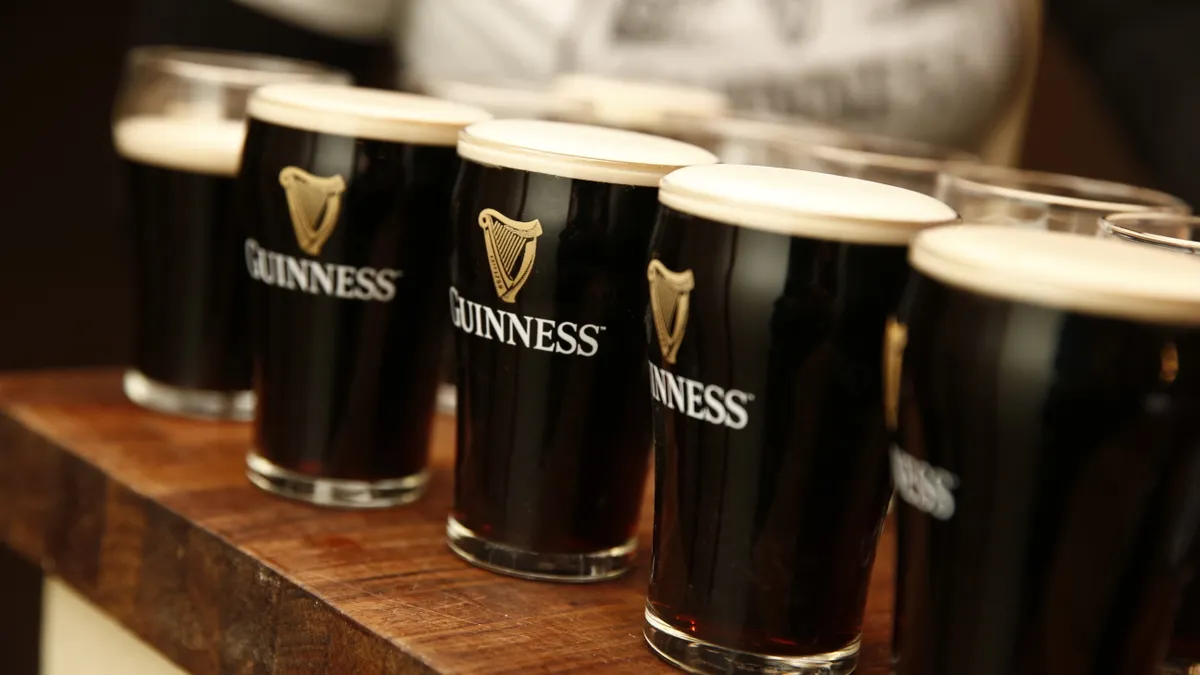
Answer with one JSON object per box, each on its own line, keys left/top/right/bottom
{"left": 457, "top": 120, "right": 719, "bottom": 187}
{"left": 113, "top": 115, "right": 246, "bottom": 176}
{"left": 658, "top": 164, "right": 959, "bottom": 244}
{"left": 248, "top": 84, "right": 492, "bottom": 146}
{"left": 552, "top": 74, "right": 730, "bottom": 130}
{"left": 911, "top": 225, "right": 1200, "bottom": 325}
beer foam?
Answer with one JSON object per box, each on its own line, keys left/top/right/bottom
{"left": 248, "top": 84, "right": 492, "bottom": 146}
{"left": 457, "top": 120, "right": 719, "bottom": 187}
{"left": 113, "top": 115, "right": 247, "bottom": 177}
{"left": 911, "top": 226, "right": 1200, "bottom": 325}
{"left": 657, "top": 164, "right": 959, "bottom": 245}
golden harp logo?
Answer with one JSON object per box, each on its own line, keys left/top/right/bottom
{"left": 479, "top": 208, "right": 543, "bottom": 303}
{"left": 279, "top": 166, "right": 347, "bottom": 256}
{"left": 883, "top": 317, "right": 908, "bottom": 431}
{"left": 648, "top": 260, "right": 695, "bottom": 365}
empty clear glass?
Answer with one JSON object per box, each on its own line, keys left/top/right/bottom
{"left": 937, "top": 165, "right": 1188, "bottom": 234}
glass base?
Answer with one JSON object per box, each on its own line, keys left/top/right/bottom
{"left": 643, "top": 605, "right": 859, "bottom": 675}
{"left": 437, "top": 382, "right": 457, "bottom": 415}
{"left": 245, "top": 452, "right": 429, "bottom": 509}
{"left": 123, "top": 369, "right": 254, "bottom": 421}
{"left": 445, "top": 515, "right": 636, "bottom": 583}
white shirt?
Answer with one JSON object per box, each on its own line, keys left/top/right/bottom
{"left": 235, "top": 0, "right": 1031, "bottom": 153}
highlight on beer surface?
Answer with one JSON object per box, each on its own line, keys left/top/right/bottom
{"left": 111, "top": 46, "right": 349, "bottom": 422}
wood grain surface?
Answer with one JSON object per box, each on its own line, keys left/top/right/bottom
{"left": 0, "top": 369, "right": 895, "bottom": 674}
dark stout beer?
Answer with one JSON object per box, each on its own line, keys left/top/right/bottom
{"left": 447, "top": 119, "right": 718, "bottom": 581}
{"left": 116, "top": 117, "right": 251, "bottom": 398}
{"left": 241, "top": 84, "right": 490, "bottom": 507}
{"left": 113, "top": 47, "right": 348, "bottom": 420}
{"left": 893, "top": 226, "right": 1200, "bottom": 675}
{"left": 1098, "top": 211, "right": 1200, "bottom": 674}
{"left": 643, "top": 165, "right": 959, "bottom": 675}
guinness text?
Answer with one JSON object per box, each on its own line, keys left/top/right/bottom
{"left": 449, "top": 286, "right": 604, "bottom": 357}
{"left": 245, "top": 238, "right": 400, "bottom": 302}
{"left": 647, "top": 361, "right": 751, "bottom": 430}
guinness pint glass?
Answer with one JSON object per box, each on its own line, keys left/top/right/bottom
{"left": 114, "top": 47, "right": 348, "bottom": 419}
{"left": 643, "top": 165, "right": 959, "bottom": 675}
{"left": 448, "top": 120, "right": 718, "bottom": 581}
{"left": 241, "top": 84, "right": 491, "bottom": 507}
{"left": 892, "top": 226, "right": 1200, "bottom": 675}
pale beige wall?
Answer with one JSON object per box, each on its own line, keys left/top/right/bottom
{"left": 41, "top": 579, "right": 184, "bottom": 675}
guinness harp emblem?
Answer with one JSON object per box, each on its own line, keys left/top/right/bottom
{"left": 648, "top": 260, "right": 695, "bottom": 365}
{"left": 279, "top": 166, "right": 346, "bottom": 256}
{"left": 479, "top": 208, "right": 543, "bottom": 303}
{"left": 884, "top": 317, "right": 908, "bottom": 431}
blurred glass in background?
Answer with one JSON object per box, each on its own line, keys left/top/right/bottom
{"left": 112, "top": 47, "right": 348, "bottom": 420}
{"left": 936, "top": 164, "right": 1189, "bottom": 233}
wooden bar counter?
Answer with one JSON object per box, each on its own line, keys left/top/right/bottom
{"left": 0, "top": 370, "right": 895, "bottom": 674}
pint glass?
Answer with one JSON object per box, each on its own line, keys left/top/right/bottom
{"left": 240, "top": 84, "right": 490, "bottom": 507}
{"left": 893, "top": 226, "right": 1200, "bottom": 675}
{"left": 113, "top": 47, "right": 347, "bottom": 419}
{"left": 643, "top": 165, "right": 959, "bottom": 674}
{"left": 447, "top": 120, "right": 718, "bottom": 581}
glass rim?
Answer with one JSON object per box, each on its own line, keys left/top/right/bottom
{"left": 125, "top": 45, "right": 349, "bottom": 88}
{"left": 939, "top": 164, "right": 1188, "bottom": 214}
{"left": 1100, "top": 212, "right": 1200, "bottom": 254}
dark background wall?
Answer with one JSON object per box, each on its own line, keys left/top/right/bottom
{"left": 0, "top": 0, "right": 396, "bottom": 374}
{"left": 0, "top": 1, "right": 136, "bottom": 370}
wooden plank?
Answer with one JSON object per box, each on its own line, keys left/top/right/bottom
{"left": 0, "top": 370, "right": 894, "bottom": 674}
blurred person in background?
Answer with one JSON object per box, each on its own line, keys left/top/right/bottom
{"left": 132, "top": 0, "right": 1039, "bottom": 166}
{"left": 128, "top": 0, "right": 1199, "bottom": 212}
